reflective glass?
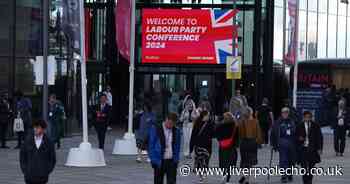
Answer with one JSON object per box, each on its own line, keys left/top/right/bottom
{"left": 319, "top": 0, "right": 328, "bottom": 13}
{"left": 337, "top": 16, "right": 347, "bottom": 57}
{"left": 317, "top": 13, "right": 328, "bottom": 58}
{"left": 307, "top": 12, "right": 317, "bottom": 59}
{"left": 308, "top": 0, "right": 318, "bottom": 12}
{"left": 274, "top": 7, "right": 284, "bottom": 60}
{"left": 298, "top": 10, "right": 307, "bottom": 60}
{"left": 328, "top": 15, "right": 337, "bottom": 57}
{"left": 329, "top": 0, "right": 338, "bottom": 15}
{"left": 339, "top": 0, "right": 347, "bottom": 16}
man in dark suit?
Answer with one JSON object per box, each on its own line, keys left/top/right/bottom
{"left": 94, "top": 94, "right": 112, "bottom": 150}
{"left": 296, "top": 111, "right": 323, "bottom": 184}
{"left": 20, "top": 119, "right": 56, "bottom": 184}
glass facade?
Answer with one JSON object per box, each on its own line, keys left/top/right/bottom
{"left": 274, "top": 0, "right": 350, "bottom": 61}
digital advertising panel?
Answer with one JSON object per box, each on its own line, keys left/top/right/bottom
{"left": 141, "top": 9, "right": 239, "bottom": 64}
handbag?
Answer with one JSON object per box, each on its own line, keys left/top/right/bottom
{"left": 219, "top": 124, "right": 237, "bottom": 149}
{"left": 13, "top": 114, "right": 24, "bottom": 133}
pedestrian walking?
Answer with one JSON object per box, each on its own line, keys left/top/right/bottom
{"left": 20, "top": 119, "right": 56, "bottom": 184}
{"left": 271, "top": 107, "right": 297, "bottom": 183}
{"left": 103, "top": 86, "right": 113, "bottom": 131}
{"left": 14, "top": 90, "right": 32, "bottom": 149}
{"left": 148, "top": 113, "right": 181, "bottom": 184}
{"left": 256, "top": 98, "right": 274, "bottom": 145}
{"left": 47, "top": 94, "right": 65, "bottom": 149}
{"left": 283, "top": 99, "right": 301, "bottom": 123}
{"left": 296, "top": 111, "right": 323, "bottom": 184}
{"left": 135, "top": 103, "right": 156, "bottom": 163}
{"left": 179, "top": 95, "right": 197, "bottom": 158}
{"left": 190, "top": 110, "right": 214, "bottom": 183}
{"left": 229, "top": 89, "right": 249, "bottom": 120}
{"left": 333, "top": 98, "right": 349, "bottom": 156}
{"left": 0, "top": 95, "right": 11, "bottom": 148}
{"left": 93, "top": 94, "right": 111, "bottom": 150}
{"left": 215, "top": 112, "right": 238, "bottom": 184}
{"left": 238, "top": 107, "right": 263, "bottom": 184}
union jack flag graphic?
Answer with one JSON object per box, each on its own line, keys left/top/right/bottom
{"left": 211, "top": 9, "right": 239, "bottom": 64}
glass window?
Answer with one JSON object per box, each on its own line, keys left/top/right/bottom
{"left": 298, "top": 10, "right": 307, "bottom": 60}
{"left": 317, "top": 13, "right": 328, "bottom": 58}
{"left": 328, "top": 15, "right": 337, "bottom": 57}
{"left": 347, "top": 15, "right": 350, "bottom": 57}
{"left": 319, "top": 0, "right": 328, "bottom": 13}
{"left": 329, "top": 0, "right": 338, "bottom": 15}
{"left": 308, "top": 0, "right": 318, "bottom": 12}
{"left": 275, "top": 0, "right": 283, "bottom": 7}
{"left": 243, "top": 11, "right": 254, "bottom": 65}
{"left": 299, "top": 0, "right": 307, "bottom": 10}
{"left": 274, "top": 7, "right": 284, "bottom": 60}
{"left": 307, "top": 12, "right": 317, "bottom": 59}
{"left": 339, "top": 0, "right": 347, "bottom": 16}
{"left": 337, "top": 16, "right": 346, "bottom": 57}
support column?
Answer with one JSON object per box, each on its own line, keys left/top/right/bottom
{"left": 263, "top": 0, "right": 275, "bottom": 105}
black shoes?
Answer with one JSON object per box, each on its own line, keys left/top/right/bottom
{"left": 238, "top": 176, "right": 246, "bottom": 184}
{"left": 281, "top": 175, "right": 293, "bottom": 183}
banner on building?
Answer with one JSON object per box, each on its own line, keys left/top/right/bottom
{"left": 284, "top": 0, "right": 299, "bottom": 65}
{"left": 226, "top": 56, "right": 241, "bottom": 79}
{"left": 116, "top": 0, "right": 131, "bottom": 61}
{"left": 142, "top": 9, "right": 238, "bottom": 64}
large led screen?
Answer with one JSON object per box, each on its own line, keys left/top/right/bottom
{"left": 142, "top": 9, "right": 238, "bottom": 64}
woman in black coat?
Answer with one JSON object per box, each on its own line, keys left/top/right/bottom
{"left": 190, "top": 110, "right": 214, "bottom": 183}
{"left": 215, "top": 112, "right": 239, "bottom": 184}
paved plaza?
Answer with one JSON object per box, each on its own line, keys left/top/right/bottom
{"left": 0, "top": 128, "right": 349, "bottom": 184}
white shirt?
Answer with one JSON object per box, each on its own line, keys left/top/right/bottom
{"left": 304, "top": 121, "right": 310, "bottom": 147}
{"left": 104, "top": 91, "right": 113, "bottom": 106}
{"left": 163, "top": 124, "right": 173, "bottom": 159}
{"left": 35, "top": 134, "right": 43, "bottom": 149}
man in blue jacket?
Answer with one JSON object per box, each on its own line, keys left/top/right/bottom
{"left": 271, "top": 107, "right": 297, "bottom": 183}
{"left": 148, "top": 112, "right": 181, "bottom": 184}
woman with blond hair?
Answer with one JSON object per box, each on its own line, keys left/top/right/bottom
{"left": 215, "top": 112, "right": 239, "bottom": 184}
{"left": 238, "top": 107, "right": 263, "bottom": 184}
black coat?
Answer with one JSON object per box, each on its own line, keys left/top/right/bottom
{"left": 190, "top": 121, "right": 214, "bottom": 154}
{"left": 20, "top": 134, "right": 56, "bottom": 183}
{"left": 296, "top": 121, "right": 323, "bottom": 164}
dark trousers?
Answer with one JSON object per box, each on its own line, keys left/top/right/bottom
{"left": 26, "top": 182, "right": 47, "bottom": 184}
{"left": 300, "top": 147, "right": 316, "bottom": 184}
{"left": 261, "top": 124, "right": 270, "bottom": 144}
{"left": 0, "top": 123, "right": 8, "bottom": 147}
{"left": 94, "top": 123, "right": 107, "bottom": 149}
{"left": 154, "top": 159, "right": 177, "bottom": 184}
{"left": 279, "top": 139, "right": 296, "bottom": 172}
{"left": 334, "top": 127, "right": 346, "bottom": 153}
{"left": 16, "top": 131, "right": 25, "bottom": 147}
{"left": 219, "top": 147, "right": 237, "bottom": 182}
